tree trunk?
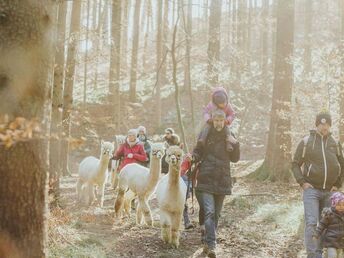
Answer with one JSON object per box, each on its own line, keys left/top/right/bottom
{"left": 261, "top": 0, "right": 269, "bottom": 87}
{"left": 207, "top": 0, "right": 222, "bottom": 86}
{"left": 171, "top": 12, "right": 188, "bottom": 152}
{"left": 83, "top": 0, "right": 91, "bottom": 109}
{"left": 155, "top": 0, "right": 163, "bottom": 128}
{"left": 142, "top": 0, "right": 151, "bottom": 74}
{"left": 264, "top": 0, "right": 295, "bottom": 181}
{"left": 93, "top": 0, "right": 106, "bottom": 89}
{"left": 183, "top": 0, "right": 195, "bottom": 133}
{"left": 304, "top": 0, "right": 313, "bottom": 76}
{"left": 340, "top": 0, "right": 344, "bottom": 142}
{"left": 109, "top": 0, "right": 122, "bottom": 128}
{"left": 129, "top": 0, "right": 141, "bottom": 102}
{"left": 61, "top": 0, "right": 82, "bottom": 176}
{"left": 0, "top": 1, "right": 55, "bottom": 256}
{"left": 161, "top": 0, "right": 169, "bottom": 84}
{"left": 121, "top": 0, "right": 131, "bottom": 77}
{"left": 50, "top": 0, "right": 67, "bottom": 204}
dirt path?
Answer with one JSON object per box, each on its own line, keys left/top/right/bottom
{"left": 48, "top": 160, "right": 307, "bottom": 258}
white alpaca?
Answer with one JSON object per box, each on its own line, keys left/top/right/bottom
{"left": 156, "top": 145, "right": 186, "bottom": 248}
{"left": 76, "top": 141, "right": 114, "bottom": 207}
{"left": 114, "top": 143, "right": 165, "bottom": 225}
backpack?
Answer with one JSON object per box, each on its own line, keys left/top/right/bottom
{"left": 301, "top": 134, "right": 342, "bottom": 159}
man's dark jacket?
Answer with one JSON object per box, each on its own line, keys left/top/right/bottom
{"left": 292, "top": 130, "right": 344, "bottom": 190}
{"left": 193, "top": 126, "right": 240, "bottom": 195}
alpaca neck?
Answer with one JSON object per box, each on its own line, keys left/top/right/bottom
{"left": 168, "top": 165, "right": 180, "bottom": 190}
{"left": 97, "top": 154, "right": 109, "bottom": 175}
{"left": 146, "top": 156, "right": 161, "bottom": 192}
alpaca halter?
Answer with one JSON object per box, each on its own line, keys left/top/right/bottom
{"left": 152, "top": 150, "right": 164, "bottom": 158}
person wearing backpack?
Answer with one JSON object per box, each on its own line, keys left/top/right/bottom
{"left": 292, "top": 111, "right": 344, "bottom": 258}
{"left": 192, "top": 109, "right": 240, "bottom": 258}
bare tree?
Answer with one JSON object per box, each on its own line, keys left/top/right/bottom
{"left": 304, "top": 0, "right": 313, "bottom": 76}
{"left": 207, "top": 0, "right": 222, "bottom": 86}
{"left": 121, "top": 0, "right": 131, "bottom": 77}
{"left": 129, "top": 0, "right": 142, "bottom": 102}
{"left": 50, "top": 0, "right": 68, "bottom": 204}
{"left": 61, "top": 0, "right": 82, "bottom": 176}
{"left": 340, "top": 0, "right": 344, "bottom": 142}
{"left": 0, "top": 1, "right": 55, "bottom": 256}
{"left": 83, "top": 0, "right": 91, "bottom": 109}
{"left": 109, "top": 0, "right": 122, "bottom": 128}
{"left": 261, "top": 0, "right": 295, "bottom": 181}
{"left": 155, "top": 0, "right": 163, "bottom": 128}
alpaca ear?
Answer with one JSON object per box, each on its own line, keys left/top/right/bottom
{"left": 101, "top": 140, "right": 104, "bottom": 146}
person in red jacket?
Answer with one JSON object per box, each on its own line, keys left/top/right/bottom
{"left": 113, "top": 129, "right": 148, "bottom": 172}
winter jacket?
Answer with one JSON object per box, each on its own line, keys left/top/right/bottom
{"left": 192, "top": 126, "right": 240, "bottom": 195}
{"left": 203, "top": 87, "right": 235, "bottom": 125}
{"left": 314, "top": 207, "right": 344, "bottom": 249}
{"left": 138, "top": 135, "right": 151, "bottom": 162}
{"left": 292, "top": 130, "right": 344, "bottom": 190}
{"left": 113, "top": 141, "right": 147, "bottom": 172}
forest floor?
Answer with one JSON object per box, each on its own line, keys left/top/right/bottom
{"left": 48, "top": 160, "right": 308, "bottom": 258}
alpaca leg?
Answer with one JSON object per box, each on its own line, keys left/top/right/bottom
{"left": 114, "top": 188, "right": 125, "bottom": 218}
{"left": 76, "top": 179, "right": 83, "bottom": 202}
{"left": 160, "top": 211, "right": 171, "bottom": 244}
{"left": 112, "top": 172, "right": 119, "bottom": 190}
{"left": 170, "top": 212, "right": 183, "bottom": 248}
{"left": 123, "top": 196, "right": 131, "bottom": 218}
{"left": 138, "top": 196, "right": 152, "bottom": 226}
{"left": 98, "top": 183, "right": 105, "bottom": 208}
{"left": 87, "top": 183, "right": 95, "bottom": 206}
{"left": 136, "top": 203, "right": 143, "bottom": 224}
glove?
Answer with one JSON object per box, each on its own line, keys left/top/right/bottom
{"left": 127, "top": 153, "right": 133, "bottom": 158}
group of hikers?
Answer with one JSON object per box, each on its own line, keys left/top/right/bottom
{"left": 111, "top": 86, "right": 344, "bottom": 258}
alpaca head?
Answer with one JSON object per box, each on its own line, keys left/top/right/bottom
{"left": 100, "top": 140, "right": 115, "bottom": 159}
{"left": 165, "top": 145, "right": 183, "bottom": 168}
{"left": 150, "top": 143, "right": 165, "bottom": 159}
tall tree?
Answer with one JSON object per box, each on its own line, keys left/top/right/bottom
{"left": 262, "top": 0, "right": 295, "bottom": 181}
{"left": 155, "top": 0, "right": 163, "bottom": 128}
{"left": 50, "top": 0, "right": 68, "bottom": 203}
{"left": 303, "top": 0, "right": 313, "bottom": 76}
{"left": 261, "top": 0, "right": 269, "bottom": 86}
{"left": 183, "top": 0, "right": 195, "bottom": 132}
{"left": 207, "top": 0, "right": 222, "bottom": 86}
{"left": 161, "top": 0, "right": 169, "bottom": 83}
{"left": 0, "top": 1, "right": 55, "bottom": 256}
{"left": 340, "top": 0, "right": 344, "bottom": 142}
{"left": 109, "top": 0, "right": 122, "bottom": 127}
{"left": 83, "top": 0, "right": 91, "bottom": 109}
{"left": 129, "top": 0, "right": 141, "bottom": 102}
{"left": 61, "top": 0, "right": 82, "bottom": 176}
{"left": 121, "top": 0, "right": 131, "bottom": 77}
{"left": 142, "top": 0, "right": 152, "bottom": 74}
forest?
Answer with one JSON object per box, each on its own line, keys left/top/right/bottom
{"left": 0, "top": 0, "right": 343, "bottom": 257}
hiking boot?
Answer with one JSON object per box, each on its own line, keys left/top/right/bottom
{"left": 184, "top": 222, "right": 194, "bottom": 230}
{"left": 207, "top": 249, "right": 216, "bottom": 258}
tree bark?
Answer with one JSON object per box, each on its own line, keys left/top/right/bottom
{"left": 155, "top": 0, "right": 163, "bottom": 128}
{"left": 340, "top": 0, "right": 344, "bottom": 142}
{"left": 129, "top": 0, "right": 141, "bottom": 102}
{"left": 50, "top": 0, "right": 67, "bottom": 204}
{"left": 109, "top": 0, "right": 122, "bottom": 127}
{"left": 304, "top": 0, "right": 313, "bottom": 76}
{"left": 83, "top": 0, "right": 91, "bottom": 109}
{"left": 161, "top": 0, "right": 169, "bottom": 84}
{"left": 0, "top": 1, "right": 55, "bottom": 256}
{"left": 61, "top": 0, "right": 82, "bottom": 176}
{"left": 121, "top": 0, "right": 131, "bottom": 77}
{"left": 142, "top": 0, "right": 152, "bottom": 74}
{"left": 207, "top": 0, "right": 222, "bottom": 86}
{"left": 264, "top": 0, "right": 295, "bottom": 181}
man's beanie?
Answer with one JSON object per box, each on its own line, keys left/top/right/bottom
{"left": 315, "top": 111, "right": 332, "bottom": 126}
{"left": 213, "top": 91, "right": 227, "bottom": 105}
